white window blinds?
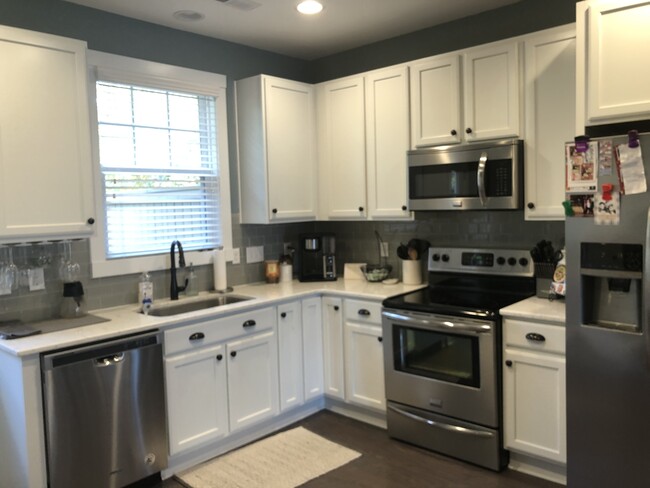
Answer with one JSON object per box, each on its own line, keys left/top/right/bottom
{"left": 96, "top": 81, "right": 222, "bottom": 259}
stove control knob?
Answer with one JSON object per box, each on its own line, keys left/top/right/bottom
{"left": 432, "top": 254, "right": 441, "bottom": 262}
{"left": 507, "top": 257, "right": 517, "bottom": 266}
{"left": 519, "top": 257, "right": 529, "bottom": 267}
{"left": 442, "top": 254, "right": 450, "bottom": 262}
{"left": 496, "top": 257, "right": 506, "bottom": 265}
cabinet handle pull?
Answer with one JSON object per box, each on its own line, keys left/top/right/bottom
{"left": 505, "top": 360, "right": 513, "bottom": 367}
{"left": 272, "top": 208, "right": 278, "bottom": 214}
{"left": 230, "top": 351, "right": 237, "bottom": 358}
{"left": 358, "top": 206, "right": 364, "bottom": 212}
{"left": 243, "top": 320, "right": 256, "bottom": 328}
{"left": 465, "top": 127, "right": 472, "bottom": 134}
{"left": 87, "top": 217, "right": 95, "bottom": 225}
{"left": 450, "top": 129, "right": 457, "bottom": 136}
{"left": 280, "top": 312, "right": 287, "bottom": 319}
{"left": 378, "top": 337, "right": 383, "bottom": 342}
{"left": 525, "top": 332, "right": 546, "bottom": 342}
{"left": 358, "top": 309, "right": 370, "bottom": 316}
{"left": 216, "top": 354, "right": 223, "bottom": 361}
{"left": 401, "top": 205, "right": 407, "bottom": 211}
{"left": 527, "top": 202, "right": 535, "bottom": 210}
{"left": 334, "top": 305, "right": 339, "bottom": 311}
{"left": 189, "top": 332, "right": 205, "bottom": 341}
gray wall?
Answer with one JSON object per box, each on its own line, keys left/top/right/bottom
{"left": 0, "top": 0, "right": 569, "bottom": 322}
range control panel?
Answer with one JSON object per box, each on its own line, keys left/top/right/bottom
{"left": 428, "top": 248, "right": 534, "bottom": 277}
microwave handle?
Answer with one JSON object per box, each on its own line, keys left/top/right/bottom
{"left": 477, "top": 152, "right": 488, "bottom": 207}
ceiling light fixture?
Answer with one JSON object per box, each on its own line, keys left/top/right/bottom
{"left": 296, "top": 0, "right": 323, "bottom": 15}
{"left": 172, "top": 10, "right": 205, "bottom": 22}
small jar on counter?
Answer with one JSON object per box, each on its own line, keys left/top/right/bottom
{"left": 265, "top": 260, "right": 280, "bottom": 284}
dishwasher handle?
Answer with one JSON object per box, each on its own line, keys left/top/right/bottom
{"left": 95, "top": 352, "right": 125, "bottom": 367}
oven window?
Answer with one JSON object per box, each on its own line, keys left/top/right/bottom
{"left": 393, "top": 325, "right": 480, "bottom": 388}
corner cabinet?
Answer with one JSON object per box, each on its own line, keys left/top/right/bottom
{"left": 277, "top": 301, "right": 305, "bottom": 411}
{"left": 322, "top": 296, "right": 345, "bottom": 399}
{"left": 523, "top": 25, "right": 576, "bottom": 221}
{"left": 0, "top": 26, "right": 95, "bottom": 241}
{"left": 578, "top": 0, "right": 650, "bottom": 127}
{"left": 236, "top": 75, "right": 317, "bottom": 224}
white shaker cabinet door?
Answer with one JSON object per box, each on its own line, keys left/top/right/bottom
{"left": 302, "top": 296, "right": 324, "bottom": 401}
{"left": 410, "top": 54, "right": 462, "bottom": 147}
{"left": 227, "top": 331, "right": 279, "bottom": 432}
{"left": 366, "top": 66, "right": 411, "bottom": 220}
{"left": 165, "top": 344, "right": 229, "bottom": 455}
{"left": 463, "top": 41, "right": 521, "bottom": 141}
{"left": 344, "top": 321, "right": 385, "bottom": 412}
{"left": 585, "top": 0, "right": 650, "bottom": 124}
{"left": 0, "top": 26, "right": 94, "bottom": 240}
{"left": 322, "top": 296, "right": 345, "bottom": 399}
{"left": 277, "top": 301, "right": 304, "bottom": 412}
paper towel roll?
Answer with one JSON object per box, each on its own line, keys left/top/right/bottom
{"left": 213, "top": 247, "right": 227, "bottom": 291}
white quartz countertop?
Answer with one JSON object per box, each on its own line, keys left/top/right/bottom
{"left": 500, "top": 295, "right": 565, "bottom": 324}
{"left": 0, "top": 279, "right": 425, "bottom": 357}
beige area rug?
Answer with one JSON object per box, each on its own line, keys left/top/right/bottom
{"left": 177, "top": 427, "right": 361, "bottom": 488}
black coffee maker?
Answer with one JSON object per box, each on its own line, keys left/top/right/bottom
{"left": 298, "top": 233, "right": 336, "bottom": 282}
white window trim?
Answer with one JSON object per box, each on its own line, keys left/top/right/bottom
{"left": 87, "top": 50, "right": 232, "bottom": 278}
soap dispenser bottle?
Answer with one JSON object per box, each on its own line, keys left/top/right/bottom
{"left": 185, "top": 264, "right": 198, "bottom": 297}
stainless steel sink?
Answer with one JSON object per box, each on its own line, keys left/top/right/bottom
{"left": 145, "top": 294, "right": 253, "bottom": 317}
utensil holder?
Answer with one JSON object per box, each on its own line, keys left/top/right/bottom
{"left": 534, "top": 263, "right": 556, "bottom": 298}
{"left": 402, "top": 260, "right": 421, "bottom": 285}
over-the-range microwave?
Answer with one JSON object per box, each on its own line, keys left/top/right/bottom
{"left": 408, "top": 139, "right": 524, "bottom": 211}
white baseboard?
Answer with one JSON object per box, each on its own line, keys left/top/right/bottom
{"left": 508, "top": 451, "right": 567, "bottom": 485}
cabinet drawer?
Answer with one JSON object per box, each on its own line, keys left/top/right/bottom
{"left": 344, "top": 299, "right": 382, "bottom": 325}
{"left": 504, "top": 319, "right": 565, "bottom": 354}
{"left": 165, "top": 307, "right": 275, "bottom": 356}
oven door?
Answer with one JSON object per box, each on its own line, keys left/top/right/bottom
{"left": 382, "top": 308, "right": 499, "bottom": 427}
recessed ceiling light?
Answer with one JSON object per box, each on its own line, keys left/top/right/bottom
{"left": 173, "top": 10, "right": 205, "bottom": 22}
{"left": 297, "top": 0, "right": 323, "bottom": 15}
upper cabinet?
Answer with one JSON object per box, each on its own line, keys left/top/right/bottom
{"left": 317, "top": 67, "right": 411, "bottom": 220}
{"left": 0, "top": 26, "right": 95, "bottom": 241}
{"left": 410, "top": 40, "right": 521, "bottom": 148}
{"left": 236, "top": 75, "right": 317, "bottom": 224}
{"left": 578, "top": 0, "right": 650, "bottom": 128}
{"left": 524, "top": 25, "right": 576, "bottom": 221}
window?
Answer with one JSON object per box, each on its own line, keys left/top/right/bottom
{"left": 88, "top": 51, "right": 232, "bottom": 277}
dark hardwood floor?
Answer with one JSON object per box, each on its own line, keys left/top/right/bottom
{"left": 159, "top": 410, "right": 560, "bottom": 488}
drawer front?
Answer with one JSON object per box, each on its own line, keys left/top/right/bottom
{"left": 344, "top": 299, "right": 382, "bottom": 326}
{"left": 165, "top": 307, "right": 275, "bottom": 356}
{"left": 504, "top": 319, "right": 565, "bottom": 354}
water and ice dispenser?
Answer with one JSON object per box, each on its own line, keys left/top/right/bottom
{"left": 580, "top": 243, "right": 643, "bottom": 333}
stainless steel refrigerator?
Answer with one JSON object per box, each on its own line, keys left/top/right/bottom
{"left": 566, "top": 132, "right": 650, "bottom": 487}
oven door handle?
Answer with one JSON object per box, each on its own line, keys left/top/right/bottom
{"left": 388, "top": 405, "right": 494, "bottom": 439}
{"left": 477, "top": 152, "right": 488, "bottom": 207}
{"left": 382, "top": 311, "right": 492, "bottom": 334}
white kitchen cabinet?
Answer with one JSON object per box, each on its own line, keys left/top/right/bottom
{"left": 503, "top": 319, "right": 566, "bottom": 465}
{"left": 343, "top": 299, "right": 385, "bottom": 412}
{"left": 317, "top": 76, "right": 368, "bottom": 219}
{"left": 317, "top": 67, "right": 411, "bottom": 221}
{"left": 236, "top": 75, "right": 317, "bottom": 224}
{"left": 410, "top": 54, "right": 462, "bottom": 147}
{"left": 165, "top": 344, "right": 229, "bottom": 455}
{"left": 322, "top": 296, "right": 345, "bottom": 399}
{"left": 277, "top": 301, "right": 304, "bottom": 411}
{"left": 365, "top": 66, "right": 411, "bottom": 219}
{"left": 463, "top": 41, "right": 521, "bottom": 142}
{"left": 302, "top": 296, "right": 324, "bottom": 401}
{"left": 578, "top": 0, "right": 650, "bottom": 126}
{"left": 0, "top": 25, "right": 95, "bottom": 241}
{"left": 227, "top": 330, "right": 280, "bottom": 432}
{"left": 523, "top": 25, "right": 576, "bottom": 221}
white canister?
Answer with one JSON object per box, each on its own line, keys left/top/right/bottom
{"left": 402, "top": 260, "right": 422, "bottom": 285}
{"left": 280, "top": 264, "right": 293, "bottom": 283}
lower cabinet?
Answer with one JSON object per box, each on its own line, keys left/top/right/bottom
{"left": 277, "top": 301, "right": 304, "bottom": 411}
{"left": 302, "top": 296, "right": 324, "bottom": 401}
{"left": 343, "top": 299, "right": 385, "bottom": 412}
{"left": 322, "top": 296, "right": 345, "bottom": 399}
{"left": 503, "top": 318, "right": 566, "bottom": 465}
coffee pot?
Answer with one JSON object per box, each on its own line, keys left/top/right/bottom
{"left": 60, "top": 281, "right": 87, "bottom": 318}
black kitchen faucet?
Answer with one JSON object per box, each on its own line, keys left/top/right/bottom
{"left": 170, "top": 240, "right": 188, "bottom": 300}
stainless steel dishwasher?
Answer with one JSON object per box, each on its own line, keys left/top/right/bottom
{"left": 41, "top": 331, "right": 168, "bottom": 488}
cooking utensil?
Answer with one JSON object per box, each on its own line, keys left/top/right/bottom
{"left": 397, "top": 244, "right": 409, "bottom": 260}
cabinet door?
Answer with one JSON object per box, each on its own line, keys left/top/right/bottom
{"left": 264, "top": 77, "right": 317, "bottom": 221}
{"left": 322, "top": 296, "right": 345, "bottom": 399}
{"left": 463, "top": 41, "right": 521, "bottom": 141}
{"left": 366, "top": 66, "right": 411, "bottom": 219}
{"left": 0, "top": 26, "right": 94, "bottom": 240}
{"left": 503, "top": 348, "right": 566, "bottom": 464}
{"left": 586, "top": 1, "right": 650, "bottom": 123}
{"left": 317, "top": 77, "right": 367, "bottom": 219}
{"left": 302, "top": 297, "right": 324, "bottom": 401}
{"left": 165, "top": 344, "right": 228, "bottom": 455}
{"left": 524, "top": 26, "right": 576, "bottom": 221}
{"left": 227, "top": 331, "right": 279, "bottom": 432}
{"left": 277, "top": 301, "right": 304, "bottom": 411}
{"left": 344, "top": 321, "right": 385, "bottom": 411}
{"left": 410, "top": 55, "right": 462, "bottom": 147}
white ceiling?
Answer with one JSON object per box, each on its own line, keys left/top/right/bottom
{"left": 64, "top": 0, "right": 521, "bottom": 60}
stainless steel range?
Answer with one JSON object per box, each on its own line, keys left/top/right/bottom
{"left": 381, "top": 247, "right": 535, "bottom": 471}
